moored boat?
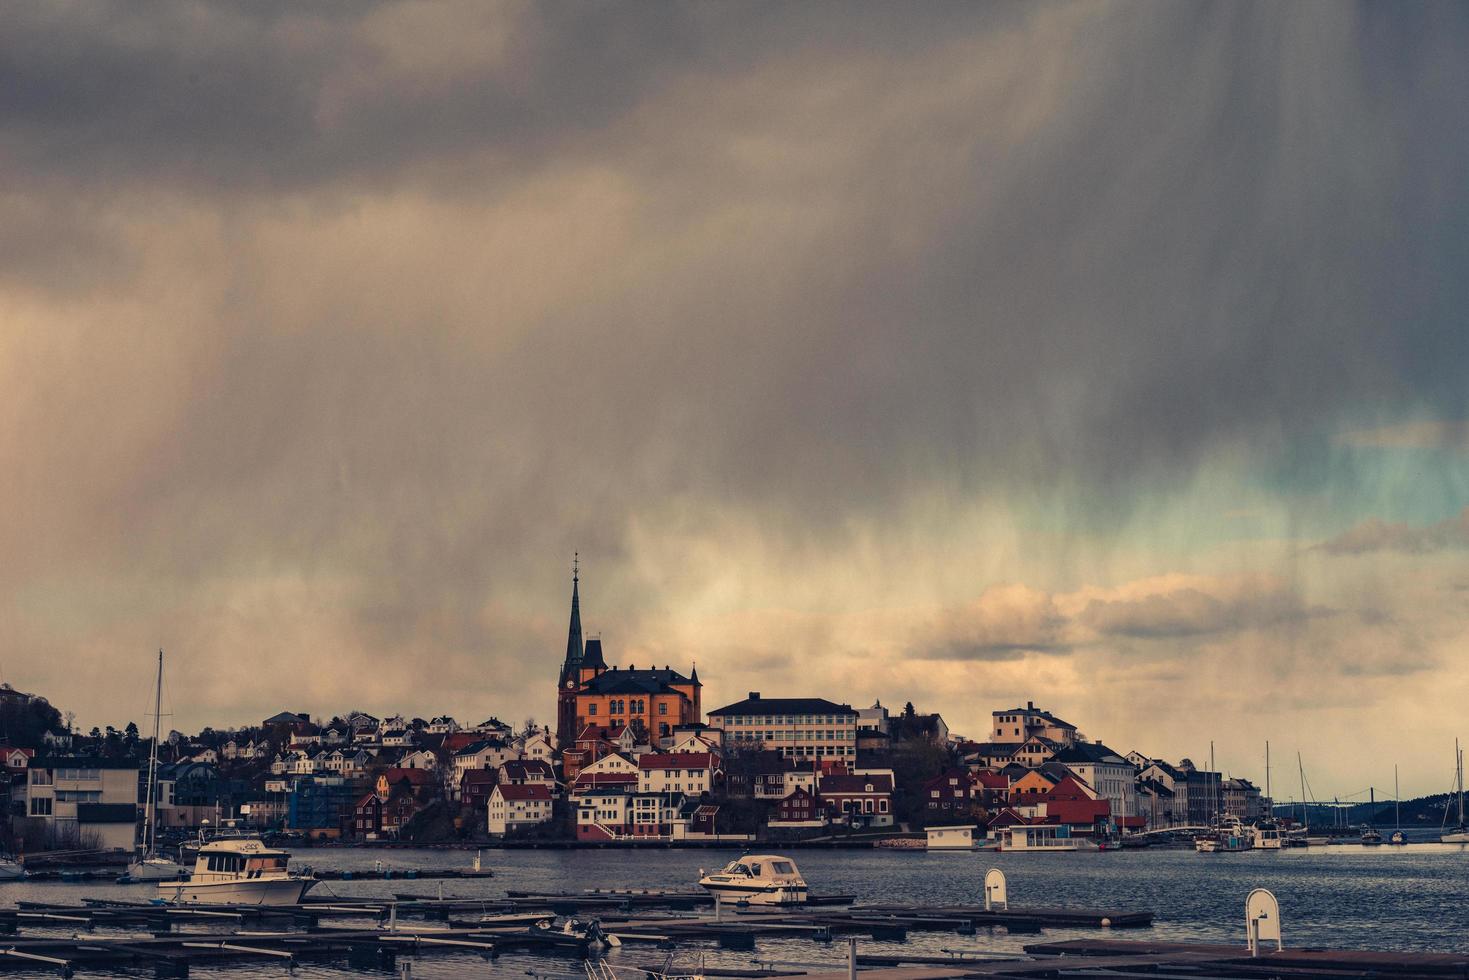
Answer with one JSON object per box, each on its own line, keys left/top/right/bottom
{"left": 158, "top": 839, "right": 315, "bottom": 905}
{"left": 1442, "top": 741, "right": 1469, "bottom": 844}
{"left": 121, "top": 651, "right": 189, "bottom": 885}
{"left": 697, "top": 855, "right": 808, "bottom": 905}
{"left": 0, "top": 857, "right": 25, "bottom": 880}
{"left": 1360, "top": 825, "right": 1383, "bottom": 846}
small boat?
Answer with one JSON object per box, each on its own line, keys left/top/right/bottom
{"left": 1390, "top": 830, "right": 1407, "bottom": 845}
{"left": 1360, "top": 825, "right": 1383, "bottom": 846}
{"left": 523, "top": 917, "right": 619, "bottom": 953}
{"left": 697, "top": 855, "right": 808, "bottom": 905}
{"left": 158, "top": 838, "right": 316, "bottom": 905}
{"left": 1196, "top": 816, "right": 1252, "bottom": 853}
{"left": 0, "top": 857, "right": 26, "bottom": 881}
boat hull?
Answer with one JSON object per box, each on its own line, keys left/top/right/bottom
{"left": 698, "top": 880, "right": 808, "bottom": 905}
{"left": 158, "top": 876, "right": 316, "bottom": 905}
{"left": 122, "top": 858, "right": 190, "bottom": 883}
{"left": 1441, "top": 831, "right": 1469, "bottom": 844}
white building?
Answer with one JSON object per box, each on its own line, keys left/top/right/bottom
{"left": 707, "top": 694, "right": 858, "bottom": 761}
{"left": 487, "top": 783, "right": 554, "bottom": 835}
{"left": 26, "top": 757, "right": 138, "bottom": 851}
{"left": 637, "top": 752, "right": 718, "bottom": 796}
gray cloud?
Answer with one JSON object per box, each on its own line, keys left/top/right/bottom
{"left": 1318, "top": 508, "right": 1469, "bottom": 555}
{"left": 1079, "top": 586, "right": 1328, "bottom": 639}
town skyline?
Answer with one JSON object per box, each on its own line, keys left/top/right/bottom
{"left": 3, "top": 3, "right": 1468, "bottom": 802}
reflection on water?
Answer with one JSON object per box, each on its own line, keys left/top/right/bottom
{"left": 1, "top": 841, "right": 1466, "bottom": 977}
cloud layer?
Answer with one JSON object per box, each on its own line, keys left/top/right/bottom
{"left": 2, "top": 1, "right": 1468, "bottom": 795}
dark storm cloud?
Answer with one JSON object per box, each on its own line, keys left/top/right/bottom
{"left": 3, "top": 1, "right": 1468, "bottom": 734}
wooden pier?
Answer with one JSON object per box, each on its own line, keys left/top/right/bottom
{"left": 0, "top": 891, "right": 1460, "bottom": 978}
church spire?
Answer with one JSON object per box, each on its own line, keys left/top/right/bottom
{"left": 563, "top": 554, "right": 584, "bottom": 673}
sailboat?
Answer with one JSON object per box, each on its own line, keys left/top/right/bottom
{"left": 1389, "top": 765, "right": 1407, "bottom": 845}
{"left": 120, "top": 651, "right": 189, "bottom": 883}
{"left": 1441, "top": 740, "right": 1469, "bottom": 844}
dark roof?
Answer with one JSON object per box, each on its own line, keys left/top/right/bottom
{"left": 500, "top": 759, "right": 555, "bottom": 778}
{"left": 709, "top": 696, "right": 856, "bottom": 717}
{"left": 33, "top": 756, "right": 139, "bottom": 770}
{"left": 1050, "top": 742, "right": 1130, "bottom": 765}
{"left": 581, "top": 667, "right": 695, "bottom": 696}
{"left": 76, "top": 803, "right": 136, "bottom": 823}
{"left": 460, "top": 769, "right": 498, "bottom": 786}
{"left": 583, "top": 637, "right": 607, "bottom": 669}
{"left": 495, "top": 783, "right": 552, "bottom": 801}
{"left": 264, "top": 711, "right": 308, "bottom": 725}
{"left": 819, "top": 773, "right": 893, "bottom": 794}
{"left": 995, "top": 706, "right": 1076, "bottom": 729}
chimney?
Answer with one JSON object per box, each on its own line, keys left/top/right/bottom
{"left": 749, "top": 692, "right": 761, "bottom": 701}
{"left": 1027, "top": 700, "right": 1034, "bottom": 711}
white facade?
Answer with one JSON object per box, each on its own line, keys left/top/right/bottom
{"left": 27, "top": 761, "right": 138, "bottom": 851}
{"left": 486, "top": 786, "right": 553, "bottom": 835}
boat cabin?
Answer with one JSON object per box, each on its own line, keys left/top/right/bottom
{"left": 192, "top": 840, "right": 292, "bottom": 882}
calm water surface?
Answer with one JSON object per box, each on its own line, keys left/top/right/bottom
{"left": 2, "top": 839, "right": 1467, "bottom": 978}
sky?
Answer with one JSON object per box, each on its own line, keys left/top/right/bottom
{"left": 3, "top": 1, "right": 1468, "bottom": 800}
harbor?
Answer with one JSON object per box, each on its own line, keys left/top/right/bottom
{"left": 1, "top": 844, "right": 1467, "bottom": 976}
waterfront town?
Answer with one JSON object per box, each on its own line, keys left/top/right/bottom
{"left": 1, "top": 569, "right": 1289, "bottom": 855}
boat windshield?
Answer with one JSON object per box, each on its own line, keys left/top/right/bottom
{"left": 722, "top": 862, "right": 752, "bottom": 875}
{"left": 770, "top": 861, "right": 795, "bottom": 875}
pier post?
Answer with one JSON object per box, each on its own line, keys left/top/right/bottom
{"left": 713, "top": 894, "right": 722, "bottom": 922}
{"left": 847, "top": 937, "right": 857, "bottom": 980}
{"left": 388, "top": 902, "right": 398, "bottom": 933}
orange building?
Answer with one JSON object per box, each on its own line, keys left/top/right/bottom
{"left": 554, "top": 563, "right": 701, "bottom": 749}
{"left": 573, "top": 660, "right": 701, "bottom": 743}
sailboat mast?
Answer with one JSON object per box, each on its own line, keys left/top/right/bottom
{"left": 1395, "top": 765, "right": 1401, "bottom": 831}
{"left": 144, "top": 650, "right": 162, "bottom": 858}
{"left": 1458, "top": 740, "right": 1465, "bottom": 827}
{"left": 1298, "top": 752, "right": 1308, "bottom": 834}
{"left": 1265, "top": 741, "right": 1271, "bottom": 814}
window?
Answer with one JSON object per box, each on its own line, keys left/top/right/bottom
{"left": 588, "top": 704, "right": 598, "bottom": 716}
{"left": 659, "top": 703, "right": 668, "bottom": 716}
{"left": 30, "top": 797, "right": 52, "bottom": 816}
{"left": 30, "top": 769, "right": 52, "bottom": 786}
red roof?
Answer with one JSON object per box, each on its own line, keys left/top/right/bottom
{"left": 973, "top": 771, "right": 1008, "bottom": 789}
{"left": 637, "top": 752, "right": 716, "bottom": 771}
{"left": 1043, "top": 797, "right": 1111, "bottom": 826}
{"left": 442, "top": 732, "right": 481, "bottom": 752}
{"left": 495, "top": 783, "right": 553, "bottom": 801}
{"left": 576, "top": 723, "right": 629, "bottom": 742}
{"left": 460, "top": 769, "right": 497, "bottom": 786}
{"left": 381, "top": 767, "right": 435, "bottom": 786}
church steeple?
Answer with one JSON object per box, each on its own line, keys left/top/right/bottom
{"left": 560, "top": 555, "right": 584, "bottom": 685}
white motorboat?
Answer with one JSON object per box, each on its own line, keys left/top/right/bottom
{"left": 0, "top": 858, "right": 25, "bottom": 881}
{"left": 697, "top": 855, "right": 808, "bottom": 905}
{"left": 1250, "top": 821, "right": 1283, "bottom": 850}
{"left": 122, "top": 651, "right": 190, "bottom": 884}
{"left": 158, "top": 839, "right": 316, "bottom": 905}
